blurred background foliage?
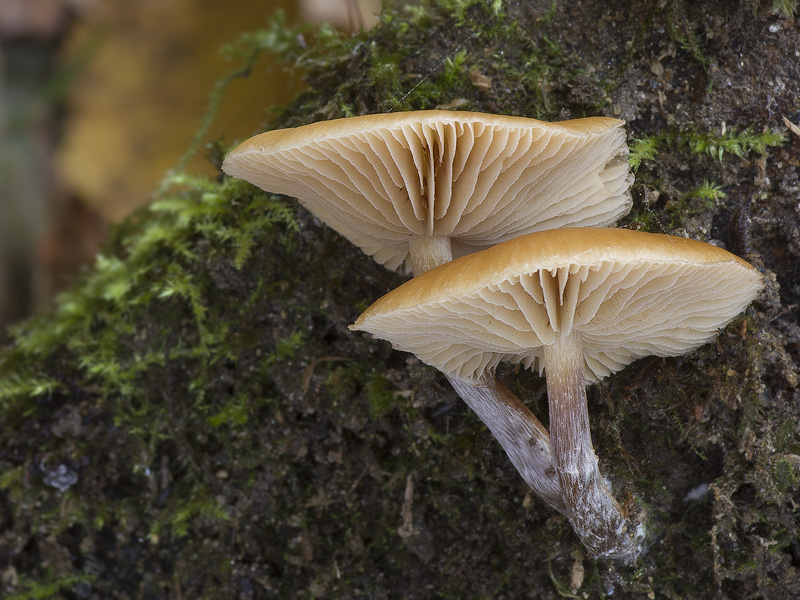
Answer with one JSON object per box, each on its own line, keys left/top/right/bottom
{"left": 0, "top": 0, "right": 378, "bottom": 344}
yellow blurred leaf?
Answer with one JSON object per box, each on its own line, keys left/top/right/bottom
{"left": 58, "top": 0, "right": 304, "bottom": 221}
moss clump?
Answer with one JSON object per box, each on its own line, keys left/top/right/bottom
{"left": 4, "top": 574, "right": 96, "bottom": 600}
{"left": 626, "top": 125, "right": 786, "bottom": 233}
{"left": 629, "top": 126, "right": 786, "bottom": 172}
{"left": 0, "top": 167, "right": 308, "bottom": 595}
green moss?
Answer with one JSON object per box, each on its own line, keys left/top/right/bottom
{"left": 628, "top": 125, "right": 787, "bottom": 230}
{"left": 668, "top": 179, "right": 728, "bottom": 216}
{"left": 409, "top": 48, "right": 472, "bottom": 108}
{"left": 775, "top": 419, "right": 799, "bottom": 451}
{"left": 5, "top": 574, "right": 96, "bottom": 600}
{"left": 685, "top": 179, "right": 726, "bottom": 203}
{"left": 664, "top": 0, "right": 709, "bottom": 68}
{"left": 772, "top": 0, "right": 799, "bottom": 16}
{"left": 630, "top": 125, "right": 786, "bottom": 173}
{"left": 628, "top": 136, "right": 660, "bottom": 172}
{"left": 365, "top": 372, "right": 398, "bottom": 417}
{"left": 439, "top": 0, "right": 504, "bottom": 22}
{"left": 0, "top": 464, "right": 26, "bottom": 502}
{"left": 684, "top": 127, "right": 787, "bottom": 162}
{"left": 771, "top": 455, "right": 800, "bottom": 493}
{"left": 154, "top": 487, "right": 231, "bottom": 539}
{"left": 748, "top": 0, "right": 799, "bottom": 16}
{"left": 207, "top": 394, "right": 251, "bottom": 427}
{"left": 0, "top": 154, "right": 305, "bottom": 589}
{"left": 210, "top": 0, "right": 597, "bottom": 119}
{"left": 0, "top": 374, "right": 64, "bottom": 403}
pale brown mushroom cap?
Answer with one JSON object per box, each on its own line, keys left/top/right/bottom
{"left": 352, "top": 228, "right": 763, "bottom": 382}
{"left": 222, "top": 110, "right": 633, "bottom": 271}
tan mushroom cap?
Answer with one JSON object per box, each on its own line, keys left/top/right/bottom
{"left": 352, "top": 228, "right": 763, "bottom": 382}
{"left": 223, "top": 110, "right": 633, "bottom": 271}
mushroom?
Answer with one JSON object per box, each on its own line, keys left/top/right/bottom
{"left": 223, "top": 110, "right": 634, "bottom": 513}
{"left": 351, "top": 227, "right": 763, "bottom": 559}
{"left": 222, "top": 110, "right": 633, "bottom": 275}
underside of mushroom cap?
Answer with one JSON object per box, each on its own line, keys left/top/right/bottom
{"left": 223, "top": 111, "right": 633, "bottom": 271}
{"left": 352, "top": 228, "right": 763, "bottom": 383}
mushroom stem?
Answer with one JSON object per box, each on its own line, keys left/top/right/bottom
{"left": 408, "top": 235, "right": 564, "bottom": 512}
{"left": 448, "top": 377, "right": 566, "bottom": 513}
{"left": 409, "top": 234, "right": 452, "bottom": 275}
{"left": 544, "top": 330, "right": 643, "bottom": 559}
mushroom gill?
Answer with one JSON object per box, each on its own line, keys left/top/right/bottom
{"left": 223, "top": 111, "right": 633, "bottom": 272}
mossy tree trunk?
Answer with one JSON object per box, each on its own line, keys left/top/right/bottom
{"left": 1, "top": 1, "right": 799, "bottom": 598}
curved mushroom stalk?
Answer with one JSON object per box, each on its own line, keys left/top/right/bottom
{"left": 544, "top": 331, "right": 644, "bottom": 559}
{"left": 448, "top": 377, "right": 565, "bottom": 513}
{"left": 410, "top": 232, "right": 564, "bottom": 514}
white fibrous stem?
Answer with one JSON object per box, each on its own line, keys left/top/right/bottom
{"left": 407, "top": 235, "right": 564, "bottom": 513}
{"left": 544, "top": 330, "right": 644, "bottom": 560}
{"left": 409, "top": 234, "right": 452, "bottom": 275}
{"left": 449, "top": 377, "right": 565, "bottom": 513}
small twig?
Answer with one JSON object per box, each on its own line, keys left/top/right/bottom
{"left": 346, "top": 465, "right": 370, "bottom": 499}
{"left": 397, "top": 473, "right": 415, "bottom": 539}
{"left": 301, "top": 356, "right": 350, "bottom": 394}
